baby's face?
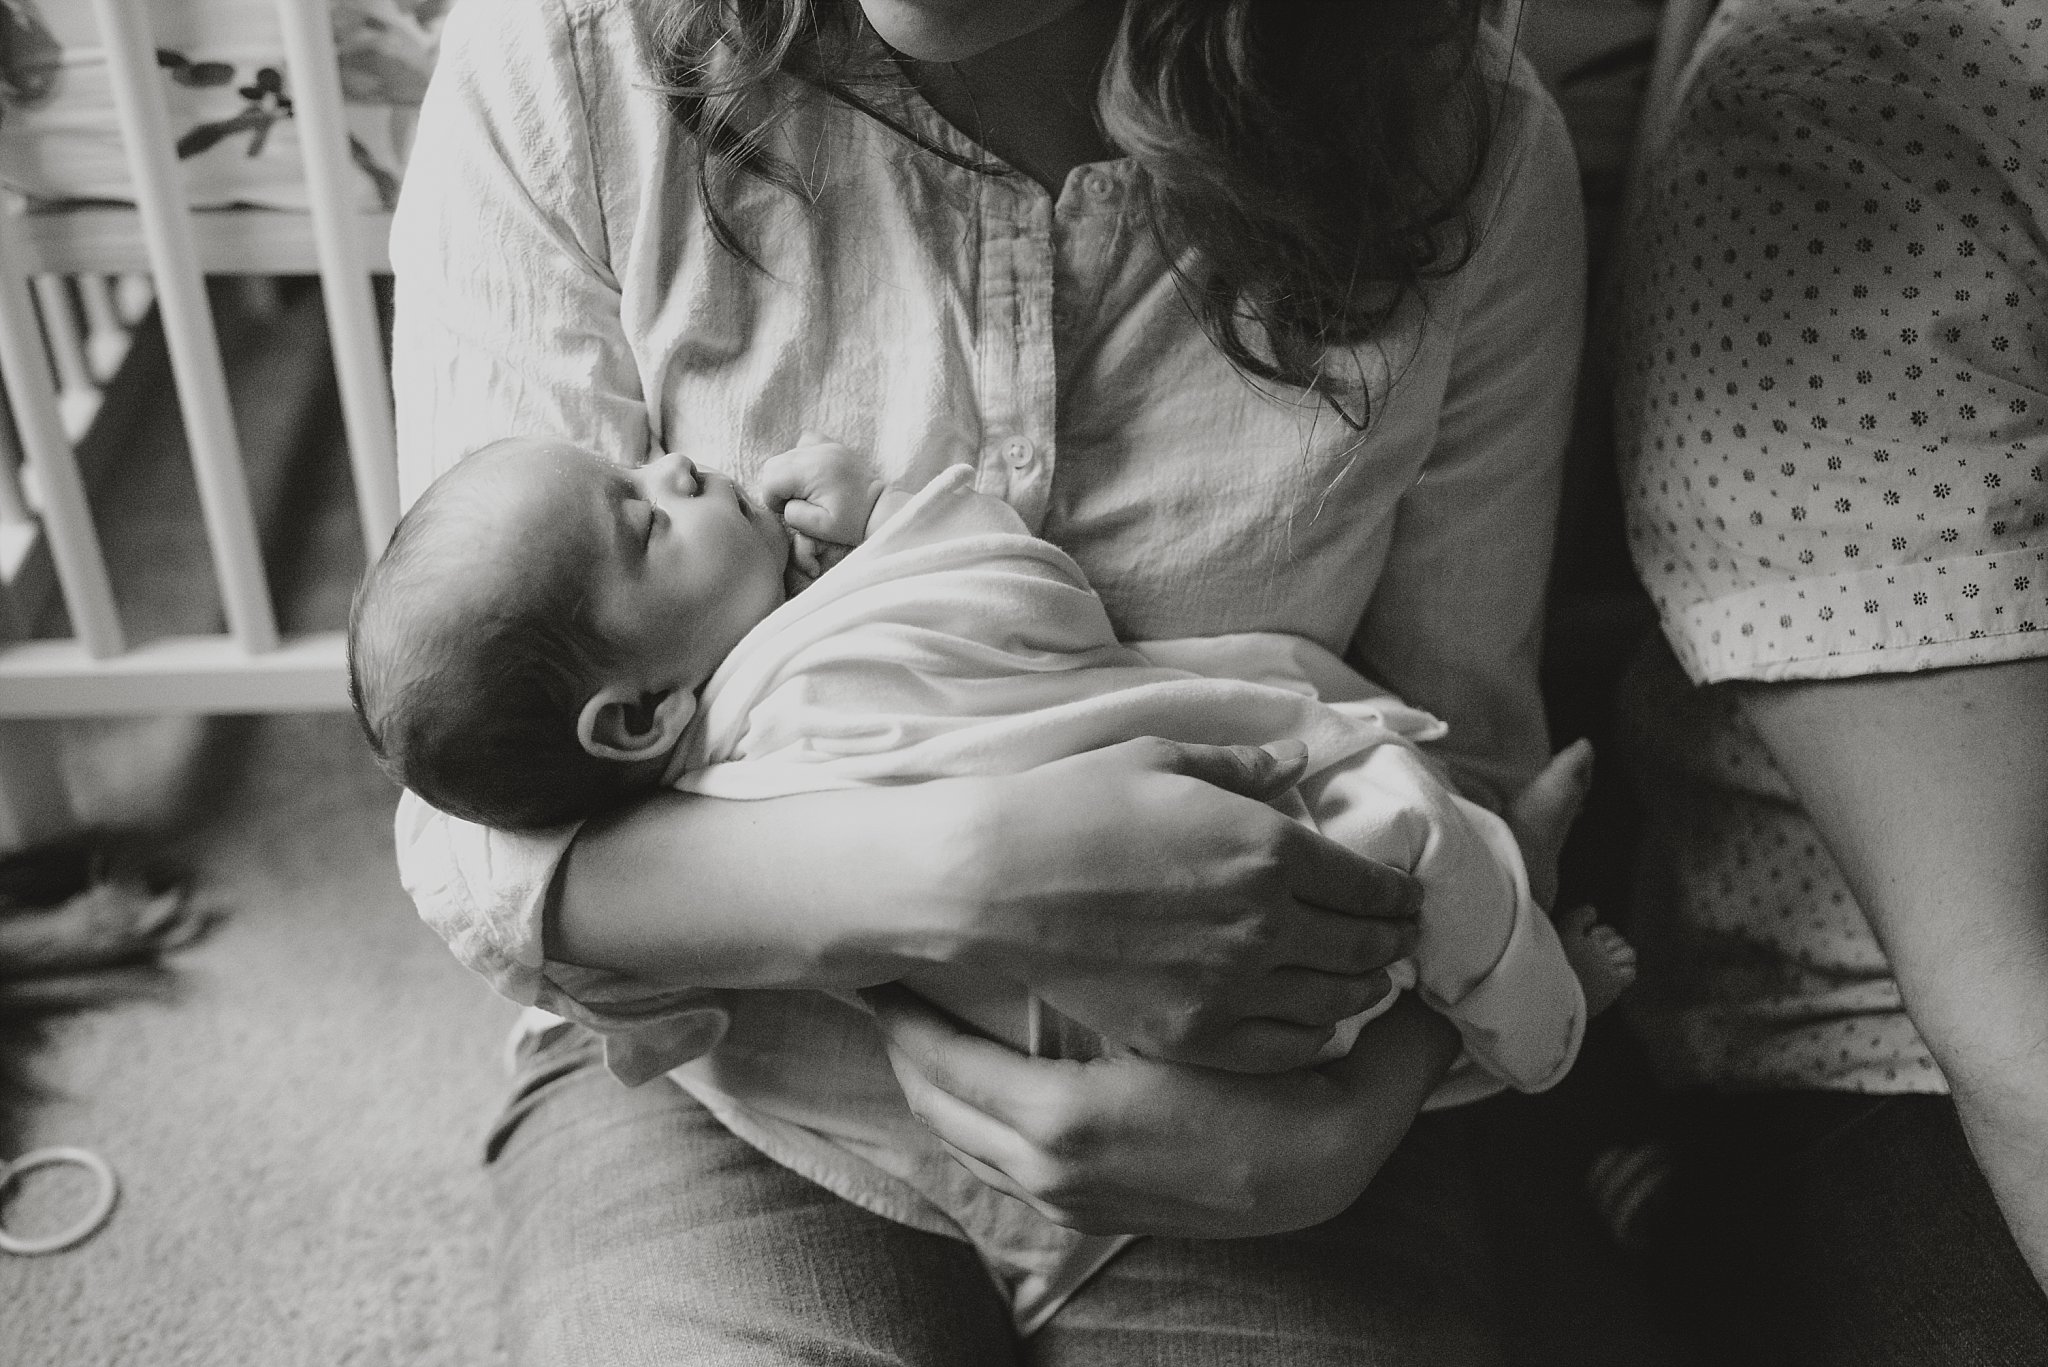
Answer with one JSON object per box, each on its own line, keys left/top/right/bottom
{"left": 481, "top": 439, "right": 791, "bottom": 694}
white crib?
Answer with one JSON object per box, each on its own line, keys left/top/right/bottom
{"left": 0, "top": 0, "right": 400, "bottom": 848}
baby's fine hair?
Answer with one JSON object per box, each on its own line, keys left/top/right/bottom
{"left": 347, "top": 447, "right": 654, "bottom": 830}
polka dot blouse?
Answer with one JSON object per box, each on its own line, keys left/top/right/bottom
{"left": 1613, "top": 0, "right": 2046, "bottom": 1092}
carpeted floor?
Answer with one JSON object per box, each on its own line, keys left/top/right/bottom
{"left": 0, "top": 712, "right": 516, "bottom": 1367}
{"left": 0, "top": 287, "right": 516, "bottom": 1366}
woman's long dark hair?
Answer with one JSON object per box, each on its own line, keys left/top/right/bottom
{"left": 652, "top": 0, "right": 1495, "bottom": 428}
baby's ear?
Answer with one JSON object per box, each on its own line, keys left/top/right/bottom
{"left": 577, "top": 685, "right": 697, "bottom": 763}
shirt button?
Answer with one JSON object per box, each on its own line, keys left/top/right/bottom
{"left": 1001, "top": 436, "right": 1035, "bottom": 468}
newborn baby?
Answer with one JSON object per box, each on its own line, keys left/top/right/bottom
{"left": 350, "top": 435, "right": 1631, "bottom": 1087}
{"left": 350, "top": 434, "right": 905, "bottom": 831}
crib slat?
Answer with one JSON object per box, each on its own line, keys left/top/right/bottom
{"left": 0, "top": 394, "right": 30, "bottom": 528}
{"left": 0, "top": 212, "right": 124, "bottom": 657}
{"left": 89, "top": 0, "right": 280, "bottom": 655}
{"left": 273, "top": 0, "right": 400, "bottom": 556}
{"left": 31, "top": 276, "right": 101, "bottom": 439}
{"left": 113, "top": 274, "right": 154, "bottom": 328}
{"left": 75, "top": 276, "right": 128, "bottom": 384}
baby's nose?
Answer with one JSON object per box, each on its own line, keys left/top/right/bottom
{"left": 644, "top": 451, "right": 699, "bottom": 495}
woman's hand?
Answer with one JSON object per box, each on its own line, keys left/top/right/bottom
{"left": 952, "top": 736, "right": 1424, "bottom": 1073}
{"left": 868, "top": 983, "right": 1461, "bottom": 1237}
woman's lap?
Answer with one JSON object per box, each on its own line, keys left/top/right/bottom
{"left": 1652, "top": 1091, "right": 2048, "bottom": 1367}
{"left": 483, "top": 1024, "right": 1503, "bottom": 1367}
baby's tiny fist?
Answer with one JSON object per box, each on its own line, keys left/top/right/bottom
{"left": 789, "top": 532, "right": 826, "bottom": 580}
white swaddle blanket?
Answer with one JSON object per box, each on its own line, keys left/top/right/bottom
{"left": 670, "top": 470, "right": 1413, "bottom": 796}
{"left": 661, "top": 465, "right": 1582, "bottom": 1093}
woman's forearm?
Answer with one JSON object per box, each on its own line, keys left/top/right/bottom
{"left": 545, "top": 738, "right": 1424, "bottom": 1073}
{"left": 547, "top": 781, "right": 985, "bottom": 990}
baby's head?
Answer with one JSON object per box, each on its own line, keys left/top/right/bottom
{"left": 348, "top": 437, "right": 790, "bottom": 828}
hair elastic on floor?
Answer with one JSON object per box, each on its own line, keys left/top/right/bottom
{"left": 0, "top": 1146, "right": 118, "bottom": 1255}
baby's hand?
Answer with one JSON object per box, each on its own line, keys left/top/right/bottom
{"left": 758, "top": 433, "right": 887, "bottom": 583}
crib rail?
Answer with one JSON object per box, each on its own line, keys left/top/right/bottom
{"left": 0, "top": 0, "right": 398, "bottom": 724}
{"left": 11, "top": 207, "right": 391, "bottom": 276}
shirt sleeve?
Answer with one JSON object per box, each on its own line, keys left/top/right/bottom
{"left": 1350, "top": 57, "right": 1587, "bottom": 810}
{"left": 1615, "top": 6, "right": 2048, "bottom": 684}
{"left": 389, "top": 0, "right": 650, "bottom": 503}
{"left": 386, "top": 0, "right": 703, "bottom": 1030}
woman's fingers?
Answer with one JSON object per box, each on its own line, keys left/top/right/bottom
{"left": 1187, "top": 1018, "right": 1343, "bottom": 1074}
{"left": 1139, "top": 737, "right": 1422, "bottom": 923}
{"left": 889, "top": 1037, "right": 1038, "bottom": 1177}
{"left": 969, "top": 737, "right": 1424, "bottom": 1063}
{"left": 1173, "top": 960, "right": 1402, "bottom": 1071}
{"left": 932, "top": 1136, "right": 1069, "bottom": 1223}
{"left": 1085, "top": 892, "right": 1412, "bottom": 1069}
{"left": 1247, "top": 965, "right": 1397, "bottom": 1027}
{"left": 1136, "top": 734, "right": 1425, "bottom": 930}
{"left": 872, "top": 986, "right": 1167, "bottom": 1229}
{"left": 874, "top": 984, "right": 1183, "bottom": 1196}
{"left": 868, "top": 985, "right": 1066, "bottom": 1135}
{"left": 1273, "top": 818, "right": 1424, "bottom": 930}
{"left": 1151, "top": 737, "right": 1309, "bottom": 803}
{"left": 876, "top": 1009, "right": 1095, "bottom": 1227}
